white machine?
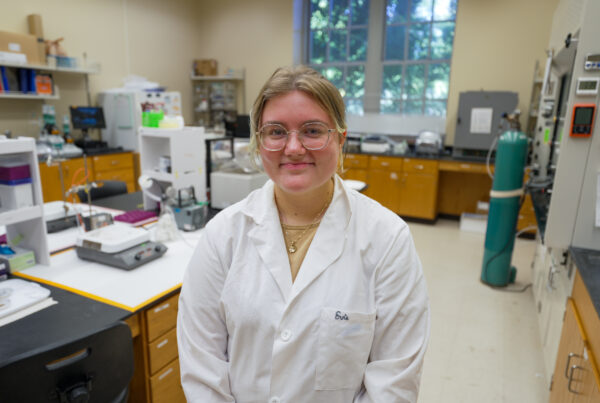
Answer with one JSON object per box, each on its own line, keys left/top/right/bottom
{"left": 97, "top": 90, "right": 182, "bottom": 151}
{"left": 75, "top": 224, "right": 167, "bottom": 270}
{"left": 44, "top": 201, "right": 78, "bottom": 233}
{"left": 210, "top": 171, "right": 268, "bottom": 209}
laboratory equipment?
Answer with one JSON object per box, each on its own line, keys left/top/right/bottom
{"left": 114, "top": 210, "right": 158, "bottom": 225}
{"left": 44, "top": 201, "right": 78, "bottom": 233}
{"left": 453, "top": 91, "right": 519, "bottom": 159}
{"left": 210, "top": 171, "right": 268, "bottom": 209}
{"left": 415, "top": 130, "right": 443, "bottom": 155}
{"left": 481, "top": 115, "right": 528, "bottom": 287}
{"left": 75, "top": 224, "right": 167, "bottom": 270}
{"left": 166, "top": 186, "right": 207, "bottom": 232}
{"left": 98, "top": 90, "right": 182, "bottom": 152}
{"left": 569, "top": 104, "right": 596, "bottom": 137}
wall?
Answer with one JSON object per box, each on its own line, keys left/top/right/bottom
{"left": 445, "top": 0, "right": 558, "bottom": 144}
{"left": 0, "top": 0, "right": 200, "bottom": 138}
{"left": 194, "top": 0, "right": 294, "bottom": 116}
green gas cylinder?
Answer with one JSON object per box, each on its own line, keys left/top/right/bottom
{"left": 481, "top": 130, "right": 528, "bottom": 287}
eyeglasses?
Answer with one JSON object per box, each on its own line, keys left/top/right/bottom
{"left": 258, "top": 122, "right": 337, "bottom": 151}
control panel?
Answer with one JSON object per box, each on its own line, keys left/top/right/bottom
{"left": 584, "top": 53, "right": 600, "bottom": 71}
{"left": 569, "top": 104, "right": 596, "bottom": 138}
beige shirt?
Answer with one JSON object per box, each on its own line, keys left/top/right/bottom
{"left": 281, "top": 222, "right": 320, "bottom": 282}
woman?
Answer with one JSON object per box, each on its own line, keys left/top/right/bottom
{"left": 177, "top": 65, "right": 430, "bottom": 403}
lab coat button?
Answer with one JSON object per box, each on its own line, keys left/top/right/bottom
{"left": 280, "top": 329, "right": 292, "bottom": 341}
{"left": 269, "top": 397, "right": 281, "bottom": 403}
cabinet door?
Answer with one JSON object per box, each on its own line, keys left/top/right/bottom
{"left": 550, "top": 300, "right": 585, "bottom": 403}
{"left": 39, "top": 163, "right": 62, "bottom": 202}
{"left": 398, "top": 173, "right": 438, "bottom": 219}
{"left": 61, "top": 158, "right": 86, "bottom": 195}
{"left": 365, "top": 169, "right": 401, "bottom": 212}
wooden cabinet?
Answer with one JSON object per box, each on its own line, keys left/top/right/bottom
{"left": 550, "top": 272, "right": 600, "bottom": 403}
{"left": 397, "top": 158, "right": 439, "bottom": 220}
{"left": 39, "top": 158, "right": 86, "bottom": 202}
{"left": 363, "top": 156, "right": 403, "bottom": 213}
{"left": 91, "top": 153, "right": 136, "bottom": 193}
{"left": 437, "top": 161, "right": 493, "bottom": 216}
{"left": 39, "top": 152, "right": 136, "bottom": 202}
{"left": 341, "top": 153, "right": 368, "bottom": 182}
{"left": 129, "top": 292, "right": 185, "bottom": 403}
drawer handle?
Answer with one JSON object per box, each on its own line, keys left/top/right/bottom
{"left": 565, "top": 353, "right": 581, "bottom": 378}
{"left": 159, "top": 367, "right": 173, "bottom": 381}
{"left": 111, "top": 160, "right": 119, "bottom": 165}
{"left": 380, "top": 162, "right": 389, "bottom": 167}
{"left": 567, "top": 365, "right": 584, "bottom": 394}
{"left": 154, "top": 303, "right": 170, "bottom": 313}
{"left": 460, "top": 164, "right": 471, "bottom": 169}
{"left": 414, "top": 164, "right": 424, "bottom": 170}
{"left": 157, "top": 339, "right": 169, "bottom": 349}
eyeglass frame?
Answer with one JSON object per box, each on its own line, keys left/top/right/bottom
{"left": 257, "top": 121, "right": 340, "bottom": 152}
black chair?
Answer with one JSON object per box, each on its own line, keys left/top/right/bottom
{"left": 77, "top": 180, "right": 128, "bottom": 203}
{"left": 0, "top": 321, "right": 134, "bottom": 403}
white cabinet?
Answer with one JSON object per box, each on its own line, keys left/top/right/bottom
{"left": 139, "top": 127, "right": 211, "bottom": 210}
{"left": 0, "top": 137, "right": 49, "bottom": 267}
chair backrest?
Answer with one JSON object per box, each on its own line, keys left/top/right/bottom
{"left": 0, "top": 321, "right": 134, "bottom": 403}
{"left": 77, "top": 180, "right": 128, "bottom": 203}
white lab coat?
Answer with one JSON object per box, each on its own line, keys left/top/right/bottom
{"left": 177, "top": 175, "right": 430, "bottom": 403}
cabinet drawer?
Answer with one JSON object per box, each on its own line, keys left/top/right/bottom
{"left": 439, "top": 160, "right": 490, "bottom": 174}
{"left": 148, "top": 327, "right": 179, "bottom": 375}
{"left": 150, "top": 358, "right": 186, "bottom": 403}
{"left": 370, "top": 156, "right": 402, "bottom": 171}
{"left": 92, "top": 153, "right": 133, "bottom": 172}
{"left": 344, "top": 153, "right": 369, "bottom": 169}
{"left": 145, "top": 293, "right": 179, "bottom": 342}
{"left": 94, "top": 168, "right": 134, "bottom": 182}
{"left": 403, "top": 158, "right": 438, "bottom": 174}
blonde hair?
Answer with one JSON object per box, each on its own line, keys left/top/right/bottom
{"left": 248, "top": 65, "right": 347, "bottom": 173}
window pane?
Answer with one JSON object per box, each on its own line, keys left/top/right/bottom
{"left": 386, "top": 0, "right": 409, "bottom": 24}
{"left": 382, "top": 64, "right": 403, "bottom": 98}
{"left": 319, "top": 66, "right": 344, "bottom": 93}
{"left": 346, "top": 65, "right": 365, "bottom": 97}
{"left": 405, "top": 64, "right": 425, "bottom": 98}
{"left": 404, "top": 99, "right": 423, "bottom": 114}
{"left": 310, "top": 0, "right": 329, "bottom": 29}
{"left": 331, "top": 0, "right": 349, "bottom": 29}
{"left": 425, "top": 100, "right": 447, "bottom": 116}
{"left": 408, "top": 23, "right": 430, "bottom": 60}
{"left": 330, "top": 30, "right": 348, "bottom": 61}
{"left": 411, "top": 0, "right": 433, "bottom": 22}
{"left": 426, "top": 62, "right": 450, "bottom": 99}
{"left": 380, "top": 98, "right": 401, "bottom": 114}
{"left": 310, "top": 30, "right": 327, "bottom": 64}
{"left": 349, "top": 28, "right": 368, "bottom": 61}
{"left": 346, "top": 98, "right": 364, "bottom": 115}
{"left": 433, "top": 0, "right": 457, "bottom": 20}
{"left": 351, "top": 0, "right": 369, "bottom": 25}
{"left": 431, "top": 22, "right": 455, "bottom": 59}
{"left": 385, "top": 25, "right": 405, "bottom": 60}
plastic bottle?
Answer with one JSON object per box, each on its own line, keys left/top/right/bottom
{"left": 63, "top": 115, "right": 72, "bottom": 142}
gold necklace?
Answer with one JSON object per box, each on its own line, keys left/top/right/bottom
{"left": 277, "top": 188, "right": 333, "bottom": 254}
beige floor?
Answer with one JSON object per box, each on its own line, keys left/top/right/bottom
{"left": 409, "top": 219, "right": 549, "bottom": 403}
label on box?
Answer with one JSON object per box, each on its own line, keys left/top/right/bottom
{"left": 8, "top": 42, "right": 21, "bottom": 52}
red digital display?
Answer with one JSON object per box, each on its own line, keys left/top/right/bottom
{"left": 570, "top": 104, "right": 596, "bottom": 138}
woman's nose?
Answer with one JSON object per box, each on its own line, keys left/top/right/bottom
{"left": 284, "top": 132, "right": 305, "bottom": 154}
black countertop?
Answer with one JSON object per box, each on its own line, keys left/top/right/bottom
{"left": 345, "top": 148, "right": 494, "bottom": 164}
{"left": 570, "top": 247, "right": 600, "bottom": 320}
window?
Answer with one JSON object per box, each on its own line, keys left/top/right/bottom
{"left": 304, "top": 0, "right": 458, "bottom": 117}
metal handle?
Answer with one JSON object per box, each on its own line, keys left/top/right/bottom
{"left": 567, "top": 364, "right": 583, "bottom": 394}
{"left": 111, "top": 160, "right": 118, "bottom": 165}
{"left": 381, "top": 162, "right": 389, "bottom": 167}
{"left": 460, "top": 164, "right": 470, "bottom": 169}
{"left": 415, "top": 164, "right": 424, "bottom": 170}
{"left": 565, "top": 353, "right": 581, "bottom": 378}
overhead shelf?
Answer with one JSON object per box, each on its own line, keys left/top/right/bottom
{"left": 190, "top": 73, "right": 244, "bottom": 81}
{"left": 0, "top": 91, "right": 59, "bottom": 100}
{"left": 0, "top": 61, "right": 101, "bottom": 74}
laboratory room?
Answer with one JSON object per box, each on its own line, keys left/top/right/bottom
{"left": 1, "top": 0, "right": 600, "bottom": 402}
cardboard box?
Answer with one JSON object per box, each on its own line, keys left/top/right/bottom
{"left": 194, "top": 59, "right": 217, "bottom": 76}
{"left": 0, "top": 31, "right": 42, "bottom": 65}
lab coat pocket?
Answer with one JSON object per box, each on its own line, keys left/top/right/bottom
{"left": 315, "top": 307, "right": 376, "bottom": 390}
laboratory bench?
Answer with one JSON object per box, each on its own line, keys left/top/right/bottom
{"left": 341, "top": 151, "right": 537, "bottom": 234}
{"left": 549, "top": 247, "right": 600, "bottom": 402}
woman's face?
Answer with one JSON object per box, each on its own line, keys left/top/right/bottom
{"left": 259, "top": 90, "right": 344, "bottom": 196}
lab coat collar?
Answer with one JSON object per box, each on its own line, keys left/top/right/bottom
{"left": 242, "top": 176, "right": 352, "bottom": 304}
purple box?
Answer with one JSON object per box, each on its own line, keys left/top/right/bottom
{"left": 0, "top": 164, "right": 31, "bottom": 182}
